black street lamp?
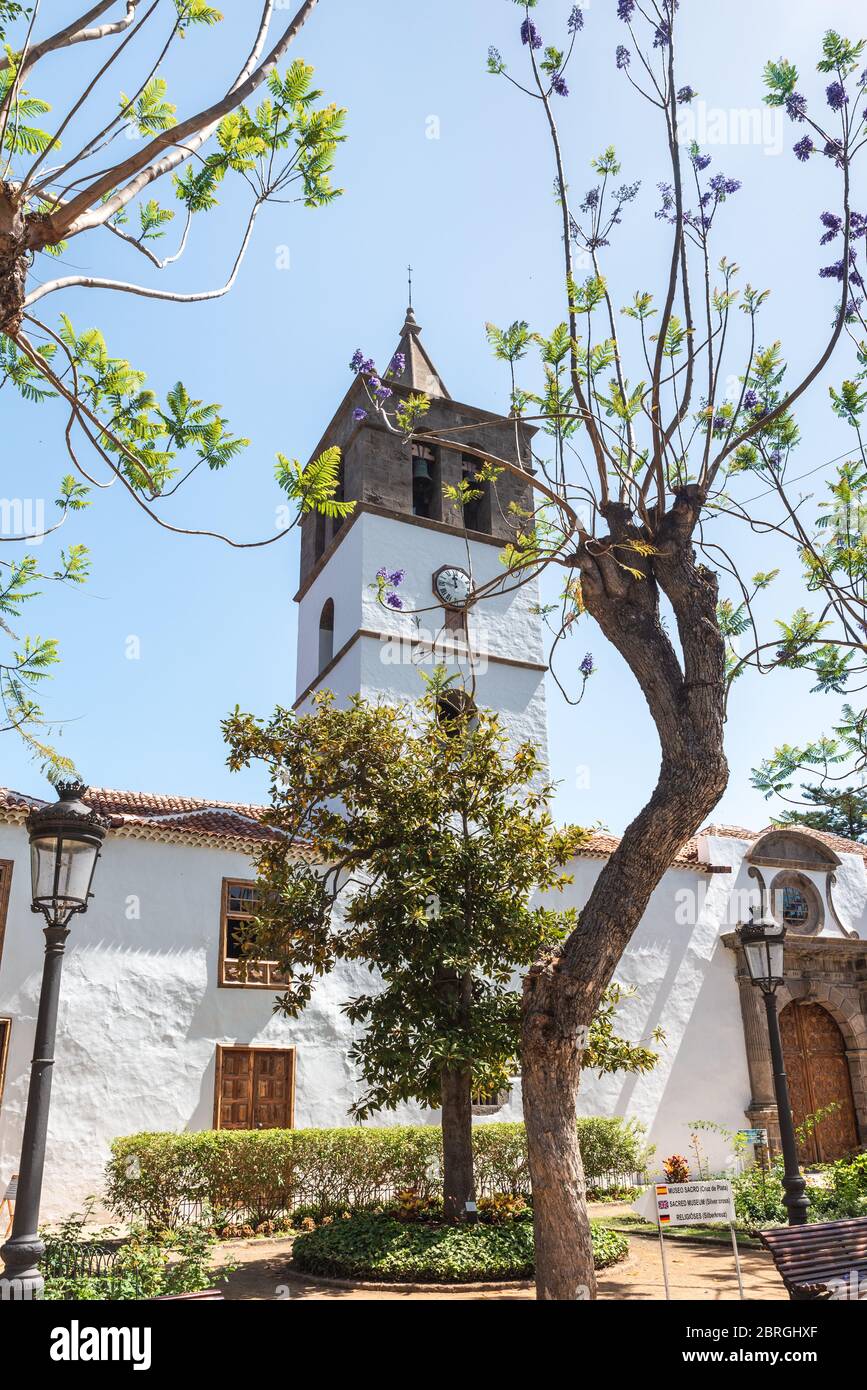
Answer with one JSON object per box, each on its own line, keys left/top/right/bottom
{"left": 1, "top": 783, "right": 108, "bottom": 1300}
{"left": 737, "top": 911, "right": 810, "bottom": 1227}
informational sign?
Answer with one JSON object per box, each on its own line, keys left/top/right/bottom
{"left": 633, "top": 1177, "right": 744, "bottom": 1300}
{"left": 654, "top": 1179, "right": 735, "bottom": 1227}
{"left": 737, "top": 1128, "right": 762, "bottom": 1144}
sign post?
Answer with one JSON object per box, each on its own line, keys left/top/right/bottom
{"left": 635, "top": 1179, "right": 743, "bottom": 1300}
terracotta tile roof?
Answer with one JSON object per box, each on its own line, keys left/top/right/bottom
{"left": 575, "top": 820, "right": 867, "bottom": 870}
{"left": 575, "top": 830, "right": 704, "bottom": 870}
{"left": 3, "top": 789, "right": 863, "bottom": 867}
{"left": 0, "top": 785, "right": 284, "bottom": 853}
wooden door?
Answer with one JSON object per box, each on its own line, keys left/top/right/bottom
{"left": 779, "top": 1002, "right": 859, "bottom": 1163}
{"left": 215, "top": 1047, "right": 295, "bottom": 1130}
{"left": 252, "top": 1051, "right": 293, "bottom": 1129}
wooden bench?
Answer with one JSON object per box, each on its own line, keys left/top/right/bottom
{"left": 759, "top": 1217, "right": 867, "bottom": 1300}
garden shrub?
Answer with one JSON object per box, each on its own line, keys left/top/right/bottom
{"left": 290, "top": 1211, "right": 628, "bottom": 1283}
{"left": 42, "top": 1208, "right": 221, "bottom": 1301}
{"left": 732, "top": 1152, "right": 867, "bottom": 1228}
{"left": 107, "top": 1119, "right": 651, "bottom": 1230}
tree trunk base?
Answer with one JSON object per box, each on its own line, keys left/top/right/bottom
{"left": 522, "top": 969, "right": 596, "bottom": 1300}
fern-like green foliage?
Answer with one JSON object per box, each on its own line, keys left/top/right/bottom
{"left": 275, "top": 447, "right": 355, "bottom": 519}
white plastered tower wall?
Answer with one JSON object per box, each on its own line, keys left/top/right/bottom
{"left": 295, "top": 510, "right": 549, "bottom": 757}
{"left": 294, "top": 310, "right": 548, "bottom": 755}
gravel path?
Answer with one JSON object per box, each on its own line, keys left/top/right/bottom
{"left": 213, "top": 1231, "right": 787, "bottom": 1302}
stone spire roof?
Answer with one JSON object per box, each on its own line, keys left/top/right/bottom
{"left": 390, "top": 307, "right": 450, "bottom": 399}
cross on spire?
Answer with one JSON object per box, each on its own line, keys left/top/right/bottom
{"left": 407, "top": 263, "right": 413, "bottom": 310}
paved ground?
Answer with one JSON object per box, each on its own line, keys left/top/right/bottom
{"left": 213, "top": 1231, "right": 787, "bottom": 1302}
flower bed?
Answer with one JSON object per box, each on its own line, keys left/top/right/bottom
{"left": 290, "top": 1212, "right": 628, "bottom": 1284}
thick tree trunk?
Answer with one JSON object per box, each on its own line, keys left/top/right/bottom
{"left": 523, "top": 491, "right": 730, "bottom": 1299}
{"left": 522, "top": 992, "right": 595, "bottom": 1299}
{"left": 440, "top": 1065, "right": 475, "bottom": 1222}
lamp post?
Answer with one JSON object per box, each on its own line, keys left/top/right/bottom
{"left": 737, "top": 912, "right": 810, "bottom": 1226}
{"left": 1, "top": 783, "right": 108, "bottom": 1299}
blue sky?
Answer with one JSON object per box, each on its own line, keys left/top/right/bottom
{"left": 3, "top": 0, "right": 866, "bottom": 835}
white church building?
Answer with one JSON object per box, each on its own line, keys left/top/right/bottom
{"left": 1, "top": 313, "right": 866, "bottom": 1217}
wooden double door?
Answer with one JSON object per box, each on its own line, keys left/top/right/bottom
{"left": 779, "top": 1002, "right": 860, "bottom": 1163}
{"left": 214, "top": 1046, "right": 295, "bottom": 1130}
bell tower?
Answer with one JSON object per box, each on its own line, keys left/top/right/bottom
{"left": 293, "top": 309, "right": 548, "bottom": 759}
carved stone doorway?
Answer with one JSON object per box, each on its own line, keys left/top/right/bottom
{"left": 779, "top": 1001, "right": 860, "bottom": 1163}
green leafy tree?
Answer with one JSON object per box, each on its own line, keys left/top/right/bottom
{"left": 223, "top": 683, "right": 659, "bottom": 1220}
{"left": 776, "top": 784, "right": 867, "bottom": 843}
{"left": 0, "top": 1, "right": 347, "bottom": 771}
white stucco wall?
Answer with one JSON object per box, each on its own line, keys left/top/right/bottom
{"left": 295, "top": 512, "right": 549, "bottom": 760}
{"left": 3, "top": 816, "right": 866, "bottom": 1217}
{"left": 0, "top": 824, "right": 398, "bottom": 1219}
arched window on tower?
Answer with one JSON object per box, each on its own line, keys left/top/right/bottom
{"left": 318, "top": 598, "right": 335, "bottom": 673}
{"left": 461, "top": 452, "right": 490, "bottom": 534}
{"left": 412, "top": 443, "right": 438, "bottom": 519}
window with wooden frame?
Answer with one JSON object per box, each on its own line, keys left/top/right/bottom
{"left": 219, "top": 878, "right": 289, "bottom": 989}
{"left": 213, "top": 1045, "right": 296, "bottom": 1131}
{"left": 471, "top": 1086, "right": 511, "bottom": 1116}
{"left": 0, "top": 1019, "right": 10, "bottom": 1113}
{"left": 0, "top": 859, "right": 12, "bottom": 972}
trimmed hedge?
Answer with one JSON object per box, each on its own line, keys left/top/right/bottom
{"left": 107, "top": 1119, "right": 651, "bottom": 1230}
{"left": 290, "top": 1211, "right": 629, "bottom": 1283}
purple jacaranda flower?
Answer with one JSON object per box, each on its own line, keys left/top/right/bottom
{"left": 860, "top": 69, "right": 867, "bottom": 88}
{"left": 823, "top": 138, "right": 844, "bottom": 165}
{"left": 713, "top": 414, "right": 727, "bottom": 431}
{"left": 820, "top": 211, "right": 843, "bottom": 244}
{"left": 677, "top": 86, "right": 697, "bottom": 104}
{"left": 580, "top": 652, "right": 595, "bottom": 677}
{"left": 385, "top": 593, "right": 404, "bottom": 610}
{"left": 353, "top": 407, "right": 368, "bottom": 422}
{"left": 656, "top": 182, "right": 676, "bottom": 222}
{"left": 374, "top": 383, "right": 393, "bottom": 401}
{"left": 691, "top": 150, "right": 712, "bottom": 171}
{"left": 742, "top": 389, "right": 759, "bottom": 410}
{"left": 552, "top": 72, "right": 569, "bottom": 97}
{"left": 827, "top": 81, "right": 848, "bottom": 111}
{"left": 582, "top": 187, "right": 600, "bottom": 212}
{"left": 616, "top": 181, "right": 641, "bottom": 203}
{"left": 377, "top": 567, "right": 405, "bottom": 587}
{"left": 653, "top": 21, "right": 670, "bottom": 47}
{"left": 768, "top": 450, "right": 783, "bottom": 469}
{"left": 388, "top": 351, "right": 406, "bottom": 376}
{"left": 785, "top": 92, "right": 807, "bottom": 122}
{"left": 350, "top": 349, "right": 365, "bottom": 372}
{"left": 793, "top": 136, "right": 814, "bottom": 161}
{"left": 568, "top": 5, "right": 584, "bottom": 32}
{"left": 521, "top": 19, "right": 542, "bottom": 49}
{"left": 488, "top": 46, "right": 504, "bottom": 72}
{"left": 848, "top": 211, "right": 867, "bottom": 241}
{"left": 616, "top": 45, "right": 631, "bottom": 69}
{"left": 708, "top": 172, "right": 741, "bottom": 197}
{"left": 618, "top": 0, "right": 636, "bottom": 20}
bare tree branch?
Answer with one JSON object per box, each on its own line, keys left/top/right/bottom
{"left": 0, "top": 2, "right": 139, "bottom": 77}
{"left": 35, "top": 0, "right": 321, "bottom": 246}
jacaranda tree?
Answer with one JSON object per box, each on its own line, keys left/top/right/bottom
{"left": 0, "top": 0, "right": 348, "bottom": 770}
{"left": 346, "top": 1, "right": 867, "bottom": 1297}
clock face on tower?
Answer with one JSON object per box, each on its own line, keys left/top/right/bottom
{"left": 433, "top": 565, "right": 471, "bottom": 609}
